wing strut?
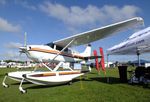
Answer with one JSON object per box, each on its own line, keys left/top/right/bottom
{"left": 41, "top": 39, "right": 75, "bottom": 72}
{"left": 41, "top": 63, "right": 53, "bottom": 71}
{"left": 51, "top": 39, "right": 75, "bottom": 63}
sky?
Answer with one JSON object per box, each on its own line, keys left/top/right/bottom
{"left": 0, "top": 0, "right": 150, "bottom": 62}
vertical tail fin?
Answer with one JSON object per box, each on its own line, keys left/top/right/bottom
{"left": 81, "top": 44, "right": 91, "bottom": 57}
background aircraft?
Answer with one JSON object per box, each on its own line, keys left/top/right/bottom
{"left": 107, "top": 27, "right": 150, "bottom": 65}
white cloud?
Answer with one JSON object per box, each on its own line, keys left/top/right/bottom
{"left": 4, "top": 42, "right": 22, "bottom": 49}
{"left": 0, "top": 50, "right": 27, "bottom": 60}
{"left": 101, "top": 5, "right": 140, "bottom": 22}
{"left": 40, "top": 2, "right": 141, "bottom": 31}
{"left": 15, "top": 0, "right": 37, "bottom": 10}
{"left": 21, "top": 2, "right": 36, "bottom": 10}
{"left": 39, "top": 3, "right": 103, "bottom": 27}
{"left": 1, "top": 42, "right": 26, "bottom": 60}
{"left": 0, "top": 17, "right": 21, "bottom": 33}
{"left": 0, "top": 0, "right": 6, "bottom": 5}
{"left": 3, "top": 51, "right": 18, "bottom": 58}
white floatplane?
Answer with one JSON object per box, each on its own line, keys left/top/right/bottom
{"left": 2, "top": 17, "right": 144, "bottom": 93}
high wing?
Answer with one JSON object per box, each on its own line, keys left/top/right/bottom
{"left": 52, "top": 17, "right": 144, "bottom": 47}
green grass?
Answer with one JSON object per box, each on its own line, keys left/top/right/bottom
{"left": 0, "top": 67, "right": 150, "bottom": 102}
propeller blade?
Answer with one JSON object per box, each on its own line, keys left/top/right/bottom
{"left": 19, "top": 51, "right": 22, "bottom": 57}
{"left": 24, "top": 32, "right": 27, "bottom": 47}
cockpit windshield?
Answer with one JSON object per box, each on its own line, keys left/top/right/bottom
{"left": 46, "top": 42, "right": 54, "bottom": 48}
{"left": 46, "top": 42, "right": 69, "bottom": 52}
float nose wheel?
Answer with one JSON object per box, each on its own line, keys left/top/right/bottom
{"left": 19, "top": 78, "right": 27, "bottom": 94}
{"left": 19, "top": 86, "right": 27, "bottom": 94}
{"left": 2, "top": 75, "right": 9, "bottom": 88}
{"left": 2, "top": 82, "right": 9, "bottom": 88}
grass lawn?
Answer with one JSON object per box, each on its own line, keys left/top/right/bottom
{"left": 0, "top": 67, "right": 150, "bottom": 102}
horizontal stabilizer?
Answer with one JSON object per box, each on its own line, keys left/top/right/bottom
{"left": 84, "top": 56, "right": 102, "bottom": 60}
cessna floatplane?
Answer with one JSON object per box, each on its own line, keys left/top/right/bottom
{"left": 2, "top": 17, "right": 144, "bottom": 93}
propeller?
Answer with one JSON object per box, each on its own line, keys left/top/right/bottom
{"left": 19, "top": 32, "right": 27, "bottom": 56}
{"left": 24, "top": 32, "right": 27, "bottom": 47}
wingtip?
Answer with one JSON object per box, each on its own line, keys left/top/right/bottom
{"left": 136, "top": 17, "right": 143, "bottom": 21}
{"left": 135, "top": 17, "right": 144, "bottom": 26}
{"left": 127, "top": 17, "right": 144, "bottom": 23}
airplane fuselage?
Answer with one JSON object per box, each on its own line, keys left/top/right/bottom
{"left": 23, "top": 45, "right": 84, "bottom": 63}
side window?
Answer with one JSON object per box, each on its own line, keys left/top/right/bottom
{"left": 64, "top": 48, "right": 68, "bottom": 52}
{"left": 46, "top": 43, "right": 69, "bottom": 52}
{"left": 56, "top": 45, "right": 69, "bottom": 52}
{"left": 56, "top": 46, "right": 63, "bottom": 51}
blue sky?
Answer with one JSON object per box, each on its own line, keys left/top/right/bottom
{"left": 0, "top": 0, "right": 150, "bottom": 62}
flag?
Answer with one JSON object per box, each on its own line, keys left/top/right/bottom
{"left": 93, "top": 50, "right": 100, "bottom": 71}
{"left": 99, "top": 47, "right": 106, "bottom": 74}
